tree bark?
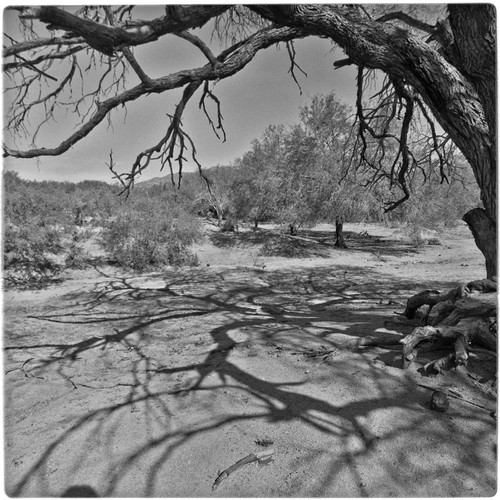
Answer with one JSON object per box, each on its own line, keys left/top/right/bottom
{"left": 463, "top": 208, "right": 497, "bottom": 279}
{"left": 20, "top": 5, "right": 231, "bottom": 56}
{"left": 334, "top": 217, "right": 347, "bottom": 248}
{"left": 403, "top": 288, "right": 459, "bottom": 319}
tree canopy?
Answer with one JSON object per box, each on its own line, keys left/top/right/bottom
{"left": 3, "top": 4, "right": 496, "bottom": 275}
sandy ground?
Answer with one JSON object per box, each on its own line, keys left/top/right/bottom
{"left": 3, "top": 222, "right": 496, "bottom": 497}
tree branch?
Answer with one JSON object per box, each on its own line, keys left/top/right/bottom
{"left": 3, "top": 37, "right": 85, "bottom": 58}
{"left": 101, "top": 6, "right": 151, "bottom": 84}
{"left": 4, "top": 25, "right": 305, "bottom": 160}
{"left": 19, "top": 5, "right": 231, "bottom": 56}
{"left": 124, "top": 80, "right": 203, "bottom": 193}
{"left": 285, "top": 40, "right": 307, "bottom": 94}
{"left": 175, "top": 31, "right": 218, "bottom": 66}
{"left": 375, "top": 12, "right": 435, "bottom": 35}
{"left": 199, "top": 81, "right": 226, "bottom": 142}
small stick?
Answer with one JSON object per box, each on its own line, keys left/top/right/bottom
{"left": 212, "top": 449, "right": 275, "bottom": 490}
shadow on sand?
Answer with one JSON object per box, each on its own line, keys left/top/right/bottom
{"left": 4, "top": 260, "right": 496, "bottom": 496}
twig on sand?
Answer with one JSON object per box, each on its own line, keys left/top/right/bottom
{"left": 212, "top": 449, "right": 275, "bottom": 490}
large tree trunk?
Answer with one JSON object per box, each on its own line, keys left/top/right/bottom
{"left": 463, "top": 208, "right": 497, "bottom": 279}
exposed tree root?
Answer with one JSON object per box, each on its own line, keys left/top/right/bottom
{"left": 386, "top": 278, "right": 497, "bottom": 391}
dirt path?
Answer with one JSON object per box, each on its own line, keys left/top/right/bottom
{"left": 3, "top": 223, "right": 496, "bottom": 496}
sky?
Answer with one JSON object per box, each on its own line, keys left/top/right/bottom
{"left": 3, "top": 6, "right": 358, "bottom": 184}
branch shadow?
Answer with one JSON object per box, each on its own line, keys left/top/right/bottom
{"left": 4, "top": 264, "right": 496, "bottom": 496}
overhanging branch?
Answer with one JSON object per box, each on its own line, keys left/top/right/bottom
{"left": 18, "top": 5, "right": 231, "bottom": 56}
{"left": 5, "top": 25, "right": 306, "bottom": 160}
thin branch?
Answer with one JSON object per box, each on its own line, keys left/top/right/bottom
{"left": 383, "top": 78, "right": 414, "bottom": 212}
{"left": 285, "top": 40, "right": 307, "bottom": 94}
{"left": 122, "top": 80, "right": 202, "bottom": 194}
{"left": 121, "top": 47, "right": 151, "bottom": 83}
{"left": 7, "top": 56, "right": 77, "bottom": 132}
{"left": 199, "top": 81, "right": 226, "bottom": 142}
{"left": 106, "top": 150, "right": 127, "bottom": 189}
{"left": 102, "top": 6, "right": 151, "bottom": 84}
{"left": 3, "top": 36, "right": 85, "bottom": 57}
{"left": 175, "top": 31, "right": 218, "bottom": 65}
{"left": 415, "top": 98, "right": 450, "bottom": 184}
{"left": 5, "top": 45, "right": 84, "bottom": 73}
{"left": 6, "top": 53, "right": 58, "bottom": 81}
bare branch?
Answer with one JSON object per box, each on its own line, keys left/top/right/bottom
{"left": 120, "top": 47, "right": 151, "bottom": 83}
{"left": 375, "top": 12, "right": 435, "bottom": 35}
{"left": 199, "top": 81, "right": 226, "bottom": 141}
{"left": 7, "top": 56, "right": 77, "bottom": 133}
{"left": 19, "top": 5, "right": 231, "bottom": 56}
{"left": 175, "top": 31, "right": 218, "bottom": 65}
{"left": 285, "top": 41, "right": 307, "bottom": 94}
{"left": 5, "top": 53, "right": 58, "bottom": 81}
{"left": 106, "top": 150, "right": 127, "bottom": 190}
{"left": 383, "top": 80, "right": 414, "bottom": 212}
{"left": 3, "top": 36, "right": 85, "bottom": 58}
{"left": 415, "top": 98, "right": 451, "bottom": 184}
{"left": 5, "top": 45, "right": 84, "bottom": 74}
{"left": 101, "top": 7, "right": 151, "bottom": 84}
{"left": 122, "top": 80, "right": 203, "bottom": 194}
{"left": 5, "top": 25, "right": 305, "bottom": 160}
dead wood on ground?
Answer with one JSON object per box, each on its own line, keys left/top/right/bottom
{"left": 387, "top": 278, "right": 497, "bottom": 390}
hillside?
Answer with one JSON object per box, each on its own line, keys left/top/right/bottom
{"left": 135, "top": 164, "right": 234, "bottom": 189}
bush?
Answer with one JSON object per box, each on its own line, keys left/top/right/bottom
{"left": 100, "top": 198, "right": 201, "bottom": 271}
{"left": 3, "top": 221, "right": 64, "bottom": 287}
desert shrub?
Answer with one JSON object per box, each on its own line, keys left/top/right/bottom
{"left": 3, "top": 221, "right": 64, "bottom": 287}
{"left": 100, "top": 198, "right": 201, "bottom": 271}
{"left": 427, "top": 237, "right": 442, "bottom": 246}
{"left": 402, "top": 225, "right": 428, "bottom": 247}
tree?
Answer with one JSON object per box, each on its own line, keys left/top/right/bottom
{"left": 230, "top": 95, "right": 373, "bottom": 236}
{"left": 200, "top": 165, "right": 239, "bottom": 227}
{"left": 3, "top": 5, "right": 496, "bottom": 277}
{"left": 230, "top": 126, "right": 284, "bottom": 229}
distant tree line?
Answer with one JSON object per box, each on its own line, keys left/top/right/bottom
{"left": 3, "top": 91, "right": 480, "bottom": 285}
{"left": 202, "top": 92, "right": 480, "bottom": 235}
